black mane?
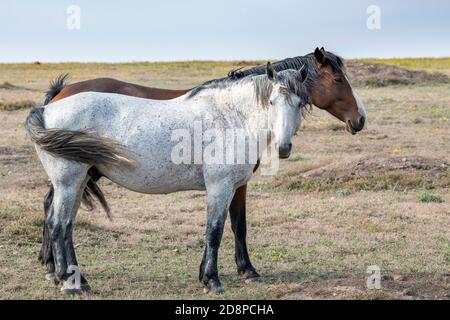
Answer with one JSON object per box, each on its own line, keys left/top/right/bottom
{"left": 188, "top": 51, "right": 345, "bottom": 98}
{"left": 44, "top": 73, "right": 70, "bottom": 105}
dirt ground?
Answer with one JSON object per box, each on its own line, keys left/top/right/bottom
{"left": 0, "top": 60, "right": 449, "bottom": 299}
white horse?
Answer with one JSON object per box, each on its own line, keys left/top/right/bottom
{"left": 25, "top": 63, "right": 309, "bottom": 294}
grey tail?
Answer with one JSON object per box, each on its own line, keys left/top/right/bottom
{"left": 44, "top": 73, "right": 69, "bottom": 105}
{"left": 25, "top": 107, "right": 136, "bottom": 219}
{"left": 25, "top": 107, "right": 135, "bottom": 167}
{"left": 83, "top": 176, "right": 112, "bottom": 219}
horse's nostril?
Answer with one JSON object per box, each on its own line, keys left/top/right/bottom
{"left": 288, "top": 143, "right": 292, "bottom": 151}
{"left": 359, "top": 116, "right": 365, "bottom": 128}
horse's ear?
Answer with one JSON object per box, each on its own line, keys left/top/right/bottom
{"left": 314, "top": 47, "right": 326, "bottom": 65}
{"left": 299, "top": 64, "right": 308, "bottom": 83}
{"left": 320, "top": 46, "right": 325, "bottom": 52}
{"left": 266, "top": 62, "right": 275, "bottom": 81}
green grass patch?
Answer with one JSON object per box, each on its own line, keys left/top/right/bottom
{"left": 286, "top": 154, "right": 304, "bottom": 162}
{"left": 248, "top": 181, "right": 270, "bottom": 191}
{"left": 252, "top": 246, "right": 293, "bottom": 262}
{"left": 417, "top": 192, "right": 444, "bottom": 203}
{"left": 337, "top": 189, "right": 351, "bottom": 197}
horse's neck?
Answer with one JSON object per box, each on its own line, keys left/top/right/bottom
{"left": 192, "top": 81, "right": 271, "bottom": 135}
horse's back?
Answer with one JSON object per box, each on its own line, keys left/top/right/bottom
{"left": 43, "top": 92, "right": 190, "bottom": 131}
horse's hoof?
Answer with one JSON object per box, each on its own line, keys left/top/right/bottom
{"left": 60, "top": 283, "right": 91, "bottom": 296}
{"left": 203, "top": 279, "right": 225, "bottom": 295}
{"left": 45, "top": 273, "right": 55, "bottom": 282}
{"left": 245, "top": 276, "right": 264, "bottom": 284}
{"left": 61, "top": 288, "right": 82, "bottom": 296}
{"left": 203, "top": 285, "right": 225, "bottom": 295}
{"left": 80, "top": 282, "right": 92, "bottom": 293}
{"left": 60, "top": 278, "right": 89, "bottom": 296}
{"left": 50, "top": 274, "right": 61, "bottom": 286}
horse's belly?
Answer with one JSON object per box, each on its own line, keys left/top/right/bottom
{"left": 99, "top": 162, "right": 206, "bottom": 194}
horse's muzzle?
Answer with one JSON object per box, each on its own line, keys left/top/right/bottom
{"left": 278, "top": 143, "right": 292, "bottom": 159}
{"left": 347, "top": 116, "right": 365, "bottom": 134}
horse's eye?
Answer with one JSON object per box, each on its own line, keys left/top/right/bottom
{"left": 334, "top": 78, "right": 343, "bottom": 83}
{"left": 269, "top": 100, "right": 273, "bottom": 105}
{"left": 279, "top": 86, "right": 288, "bottom": 95}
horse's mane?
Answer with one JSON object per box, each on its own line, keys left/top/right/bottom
{"left": 188, "top": 51, "right": 345, "bottom": 98}
{"left": 253, "top": 70, "right": 310, "bottom": 107}
{"left": 187, "top": 69, "right": 310, "bottom": 109}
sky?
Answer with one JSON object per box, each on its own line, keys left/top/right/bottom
{"left": 0, "top": 0, "right": 449, "bottom": 62}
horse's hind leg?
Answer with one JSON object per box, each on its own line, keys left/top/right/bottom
{"left": 40, "top": 186, "right": 56, "bottom": 281}
{"left": 41, "top": 183, "right": 96, "bottom": 289}
{"left": 39, "top": 154, "right": 90, "bottom": 294}
{"left": 61, "top": 203, "right": 91, "bottom": 294}
{"left": 199, "top": 180, "right": 235, "bottom": 294}
{"left": 229, "top": 184, "right": 262, "bottom": 283}
{"left": 41, "top": 168, "right": 103, "bottom": 283}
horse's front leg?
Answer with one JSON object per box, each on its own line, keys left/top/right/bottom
{"left": 229, "top": 184, "right": 262, "bottom": 283}
{"left": 199, "top": 180, "right": 235, "bottom": 294}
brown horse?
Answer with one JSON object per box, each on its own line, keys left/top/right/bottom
{"left": 39, "top": 47, "right": 366, "bottom": 288}
{"left": 45, "top": 76, "right": 191, "bottom": 104}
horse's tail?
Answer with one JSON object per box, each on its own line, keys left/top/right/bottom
{"left": 25, "top": 107, "right": 135, "bottom": 167}
{"left": 44, "top": 73, "right": 69, "bottom": 105}
{"left": 83, "top": 175, "right": 112, "bottom": 219}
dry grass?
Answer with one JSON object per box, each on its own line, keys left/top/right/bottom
{"left": 271, "top": 156, "right": 450, "bottom": 192}
{"left": 356, "top": 57, "right": 450, "bottom": 78}
{"left": 0, "top": 61, "right": 449, "bottom": 300}
{"left": 0, "top": 100, "right": 36, "bottom": 111}
{"left": 357, "top": 57, "right": 450, "bottom": 71}
{"left": 346, "top": 61, "right": 449, "bottom": 87}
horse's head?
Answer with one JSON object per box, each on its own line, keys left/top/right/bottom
{"left": 266, "top": 63, "right": 308, "bottom": 159}
{"left": 308, "top": 47, "right": 366, "bottom": 134}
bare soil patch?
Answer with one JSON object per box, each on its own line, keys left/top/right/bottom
{"left": 346, "top": 61, "right": 449, "bottom": 87}
{"left": 0, "top": 82, "right": 19, "bottom": 90}
{"left": 0, "top": 81, "right": 37, "bottom": 91}
{"left": 0, "top": 146, "right": 34, "bottom": 165}
{"left": 275, "top": 156, "right": 450, "bottom": 192}
{"left": 281, "top": 274, "right": 450, "bottom": 300}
